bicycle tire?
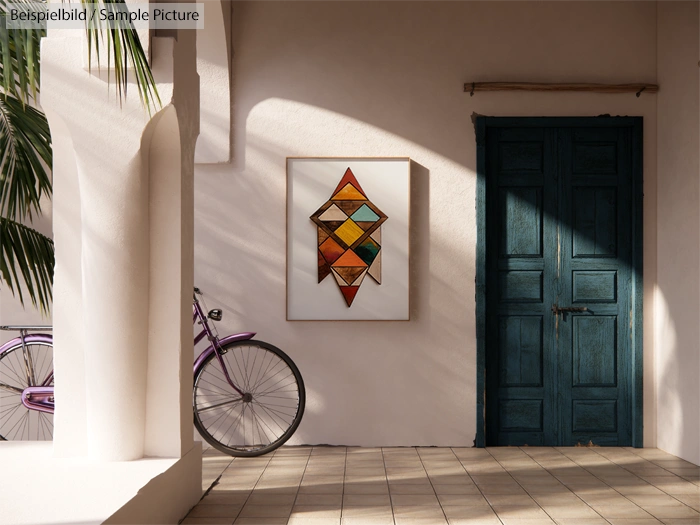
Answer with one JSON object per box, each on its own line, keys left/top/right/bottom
{"left": 0, "top": 340, "right": 54, "bottom": 441}
{"left": 193, "top": 340, "right": 305, "bottom": 457}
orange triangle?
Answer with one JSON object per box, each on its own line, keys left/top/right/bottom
{"left": 340, "top": 286, "right": 360, "bottom": 307}
{"left": 331, "top": 183, "right": 367, "bottom": 201}
{"left": 331, "top": 249, "right": 368, "bottom": 268}
{"left": 332, "top": 168, "right": 367, "bottom": 198}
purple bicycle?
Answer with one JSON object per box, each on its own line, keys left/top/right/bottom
{"left": 0, "top": 287, "right": 305, "bottom": 457}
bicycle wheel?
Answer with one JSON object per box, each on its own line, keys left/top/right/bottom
{"left": 0, "top": 341, "right": 53, "bottom": 441}
{"left": 193, "top": 340, "right": 305, "bottom": 457}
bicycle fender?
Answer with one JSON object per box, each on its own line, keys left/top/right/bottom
{"left": 0, "top": 333, "right": 53, "bottom": 355}
{"left": 193, "top": 332, "right": 256, "bottom": 373}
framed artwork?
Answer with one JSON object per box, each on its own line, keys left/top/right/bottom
{"left": 287, "top": 158, "right": 410, "bottom": 321}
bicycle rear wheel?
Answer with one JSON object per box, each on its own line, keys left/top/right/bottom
{"left": 0, "top": 341, "right": 53, "bottom": 441}
{"left": 193, "top": 340, "right": 305, "bottom": 457}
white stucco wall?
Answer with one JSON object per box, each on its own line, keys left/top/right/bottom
{"left": 656, "top": 1, "right": 700, "bottom": 465}
{"left": 195, "top": 1, "right": 660, "bottom": 447}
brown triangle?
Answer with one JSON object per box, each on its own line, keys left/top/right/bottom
{"left": 318, "top": 250, "right": 331, "bottom": 283}
{"left": 324, "top": 221, "right": 345, "bottom": 231}
{"left": 355, "top": 221, "right": 378, "bottom": 232}
{"left": 340, "top": 286, "right": 360, "bottom": 307}
{"left": 336, "top": 201, "right": 366, "bottom": 216}
{"left": 334, "top": 266, "right": 366, "bottom": 284}
{"left": 318, "top": 228, "right": 330, "bottom": 246}
{"left": 332, "top": 168, "right": 367, "bottom": 198}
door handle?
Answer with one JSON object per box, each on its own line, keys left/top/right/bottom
{"left": 551, "top": 304, "right": 588, "bottom": 315}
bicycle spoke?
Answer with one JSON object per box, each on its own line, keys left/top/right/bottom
{"left": 0, "top": 341, "right": 53, "bottom": 441}
{"left": 194, "top": 340, "right": 304, "bottom": 456}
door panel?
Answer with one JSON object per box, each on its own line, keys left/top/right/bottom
{"left": 483, "top": 120, "right": 641, "bottom": 447}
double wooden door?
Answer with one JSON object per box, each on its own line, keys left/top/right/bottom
{"left": 480, "top": 118, "right": 642, "bottom": 447}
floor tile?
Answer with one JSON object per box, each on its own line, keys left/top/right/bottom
{"left": 442, "top": 506, "right": 498, "bottom": 519}
{"left": 554, "top": 518, "right": 609, "bottom": 525}
{"left": 447, "top": 517, "right": 501, "bottom": 525}
{"left": 498, "top": 519, "right": 557, "bottom": 525}
{"left": 342, "top": 494, "right": 391, "bottom": 506}
{"left": 432, "top": 484, "right": 481, "bottom": 495}
{"left": 608, "top": 518, "right": 663, "bottom": 525}
{"left": 389, "top": 482, "right": 435, "bottom": 493}
{"left": 342, "top": 483, "right": 389, "bottom": 495}
{"left": 181, "top": 519, "right": 235, "bottom": 525}
{"left": 592, "top": 505, "right": 655, "bottom": 518}
{"left": 238, "top": 505, "right": 293, "bottom": 518}
{"left": 540, "top": 504, "right": 602, "bottom": 518}
{"left": 484, "top": 494, "right": 538, "bottom": 506}
{"left": 642, "top": 505, "right": 700, "bottom": 519}
{"left": 233, "top": 520, "right": 286, "bottom": 525}
{"left": 246, "top": 493, "right": 296, "bottom": 506}
{"left": 287, "top": 519, "right": 340, "bottom": 525}
{"left": 188, "top": 505, "right": 243, "bottom": 518}
{"left": 391, "top": 494, "right": 439, "bottom": 506}
{"left": 340, "top": 505, "right": 393, "bottom": 518}
{"left": 290, "top": 506, "right": 342, "bottom": 519}
{"left": 392, "top": 505, "right": 446, "bottom": 518}
{"left": 492, "top": 505, "right": 551, "bottom": 519}
{"left": 530, "top": 494, "right": 582, "bottom": 506}
{"left": 340, "top": 518, "right": 393, "bottom": 525}
{"left": 295, "top": 494, "right": 343, "bottom": 506}
{"left": 394, "top": 518, "right": 447, "bottom": 525}
{"left": 199, "top": 492, "right": 251, "bottom": 505}
{"left": 437, "top": 494, "right": 489, "bottom": 506}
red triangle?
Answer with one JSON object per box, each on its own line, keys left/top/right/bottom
{"left": 332, "top": 168, "right": 367, "bottom": 199}
{"left": 340, "top": 286, "right": 360, "bottom": 307}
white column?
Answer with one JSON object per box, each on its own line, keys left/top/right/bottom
{"left": 42, "top": 26, "right": 198, "bottom": 461}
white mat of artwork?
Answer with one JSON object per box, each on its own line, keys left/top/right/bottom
{"left": 287, "top": 157, "right": 410, "bottom": 321}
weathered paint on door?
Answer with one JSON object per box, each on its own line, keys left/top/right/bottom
{"left": 476, "top": 117, "right": 643, "bottom": 447}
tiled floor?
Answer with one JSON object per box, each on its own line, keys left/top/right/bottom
{"left": 183, "top": 446, "right": 700, "bottom": 525}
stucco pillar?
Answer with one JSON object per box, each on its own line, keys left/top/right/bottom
{"left": 41, "top": 25, "right": 198, "bottom": 461}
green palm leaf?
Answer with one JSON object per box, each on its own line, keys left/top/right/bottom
{"left": 0, "top": 94, "right": 52, "bottom": 220}
{"left": 0, "top": 0, "right": 160, "bottom": 312}
{"left": 0, "top": 216, "right": 54, "bottom": 314}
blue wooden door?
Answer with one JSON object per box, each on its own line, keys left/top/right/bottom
{"left": 479, "top": 118, "right": 643, "bottom": 447}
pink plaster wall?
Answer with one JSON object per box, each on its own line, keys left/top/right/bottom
{"left": 656, "top": 1, "right": 700, "bottom": 465}
{"left": 195, "top": 1, "right": 661, "bottom": 448}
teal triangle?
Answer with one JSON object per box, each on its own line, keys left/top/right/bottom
{"left": 350, "top": 204, "right": 380, "bottom": 223}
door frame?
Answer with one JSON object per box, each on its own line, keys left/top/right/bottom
{"left": 475, "top": 116, "right": 644, "bottom": 447}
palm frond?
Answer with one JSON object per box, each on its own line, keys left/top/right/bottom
{"left": 0, "top": 94, "right": 52, "bottom": 220}
{"left": 0, "top": 216, "right": 54, "bottom": 314}
{"left": 83, "top": 0, "right": 161, "bottom": 113}
{"left": 0, "top": 0, "right": 160, "bottom": 112}
{"left": 0, "top": 0, "right": 160, "bottom": 313}
{"left": 0, "top": 0, "right": 43, "bottom": 103}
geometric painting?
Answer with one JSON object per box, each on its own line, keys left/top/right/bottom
{"left": 310, "top": 168, "right": 387, "bottom": 306}
{"left": 287, "top": 157, "right": 410, "bottom": 321}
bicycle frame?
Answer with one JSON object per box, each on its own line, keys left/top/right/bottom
{"left": 0, "top": 296, "right": 258, "bottom": 415}
{"left": 192, "top": 293, "right": 256, "bottom": 396}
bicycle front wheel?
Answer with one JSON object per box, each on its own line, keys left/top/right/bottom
{"left": 0, "top": 341, "right": 53, "bottom": 441}
{"left": 193, "top": 340, "right": 305, "bottom": 457}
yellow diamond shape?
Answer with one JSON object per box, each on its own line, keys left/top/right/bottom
{"left": 334, "top": 219, "right": 364, "bottom": 247}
